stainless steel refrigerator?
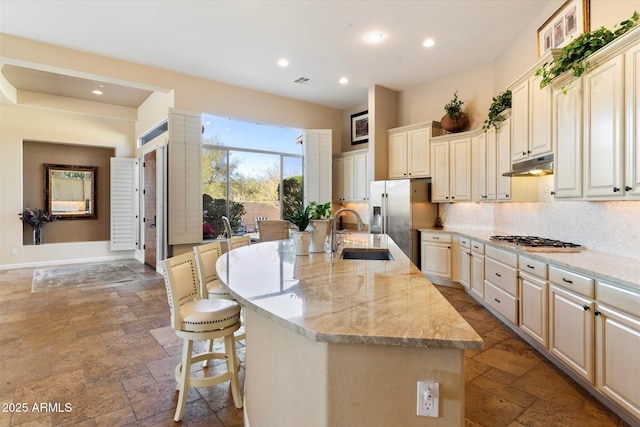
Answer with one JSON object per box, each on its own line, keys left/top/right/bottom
{"left": 369, "top": 179, "right": 437, "bottom": 268}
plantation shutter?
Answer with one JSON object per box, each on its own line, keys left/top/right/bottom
{"left": 110, "top": 157, "right": 139, "bottom": 251}
{"left": 168, "top": 110, "right": 202, "bottom": 245}
{"left": 303, "top": 129, "right": 332, "bottom": 205}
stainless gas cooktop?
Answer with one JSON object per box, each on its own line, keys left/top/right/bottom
{"left": 490, "top": 235, "right": 584, "bottom": 252}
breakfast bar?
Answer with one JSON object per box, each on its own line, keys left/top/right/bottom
{"left": 216, "top": 234, "right": 483, "bottom": 427}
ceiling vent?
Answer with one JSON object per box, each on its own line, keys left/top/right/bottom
{"left": 293, "top": 77, "right": 310, "bottom": 84}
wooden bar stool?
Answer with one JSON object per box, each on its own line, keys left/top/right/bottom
{"left": 162, "top": 251, "right": 243, "bottom": 421}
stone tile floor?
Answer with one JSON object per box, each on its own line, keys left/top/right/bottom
{"left": 0, "top": 260, "right": 631, "bottom": 426}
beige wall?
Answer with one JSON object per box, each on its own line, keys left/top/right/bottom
{"left": 0, "top": 104, "right": 136, "bottom": 267}
{"left": 22, "top": 141, "right": 113, "bottom": 245}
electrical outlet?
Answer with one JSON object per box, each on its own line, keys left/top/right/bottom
{"left": 417, "top": 381, "right": 439, "bottom": 417}
{"left": 11, "top": 248, "right": 18, "bottom": 256}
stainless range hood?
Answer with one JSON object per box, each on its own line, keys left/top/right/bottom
{"left": 502, "top": 153, "right": 553, "bottom": 177}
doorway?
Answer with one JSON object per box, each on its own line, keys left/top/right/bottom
{"left": 144, "top": 150, "right": 157, "bottom": 267}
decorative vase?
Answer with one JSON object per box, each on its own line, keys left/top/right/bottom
{"left": 307, "top": 219, "right": 329, "bottom": 253}
{"left": 440, "top": 112, "right": 469, "bottom": 133}
{"left": 33, "top": 226, "right": 42, "bottom": 245}
{"left": 293, "top": 231, "right": 311, "bottom": 256}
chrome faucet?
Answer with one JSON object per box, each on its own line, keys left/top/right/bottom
{"left": 331, "top": 208, "right": 363, "bottom": 253}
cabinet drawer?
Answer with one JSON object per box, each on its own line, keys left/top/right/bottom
{"left": 485, "top": 245, "right": 517, "bottom": 267}
{"left": 421, "top": 232, "right": 451, "bottom": 243}
{"left": 459, "top": 237, "right": 471, "bottom": 249}
{"left": 549, "top": 266, "right": 594, "bottom": 298}
{"left": 519, "top": 255, "right": 547, "bottom": 279}
{"left": 485, "top": 281, "right": 518, "bottom": 324}
{"left": 485, "top": 257, "right": 518, "bottom": 296}
{"left": 471, "top": 240, "right": 484, "bottom": 254}
{"left": 597, "top": 281, "right": 640, "bottom": 317}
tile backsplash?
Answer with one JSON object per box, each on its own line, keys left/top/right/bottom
{"left": 443, "top": 176, "right": 640, "bottom": 260}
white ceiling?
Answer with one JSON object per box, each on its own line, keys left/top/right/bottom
{"left": 0, "top": 0, "right": 552, "bottom": 110}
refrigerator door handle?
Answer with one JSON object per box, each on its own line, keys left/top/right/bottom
{"left": 382, "top": 193, "right": 388, "bottom": 235}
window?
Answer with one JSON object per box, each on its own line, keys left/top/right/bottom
{"left": 202, "top": 115, "right": 302, "bottom": 239}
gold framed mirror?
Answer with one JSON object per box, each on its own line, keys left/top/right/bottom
{"left": 44, "top": 164, "right": 97, "bottom": 219}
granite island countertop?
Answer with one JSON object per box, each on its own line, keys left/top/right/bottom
{"left": 419, "top": 227, "right": 640, "bottom": 292}
{"left": 216, "top": 233, "right": 483, "bottom": 350}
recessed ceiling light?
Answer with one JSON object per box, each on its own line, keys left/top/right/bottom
{"left": 92, "top": 90, "right": 103, "bottom": 95}
{"left": 422, "top": 38, "right": 436, "bottom": 48}
{"left": 339, "top": 77, "right": 349, "bottom": 85}
{"left": 365, "top": 32, "right": 383, "bottom": 43}
{"left": 277, "top": 58, "right": 290, "bottom": 67}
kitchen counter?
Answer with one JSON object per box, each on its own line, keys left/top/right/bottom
{"left": 216, "top": 233, "right": 482, "bottom": 427}
{"left": 420, "top": 227, "right": 640, "bottom": 292}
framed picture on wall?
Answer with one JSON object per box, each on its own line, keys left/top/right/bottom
{"left": 351, "top": 111, "right": 369, "bottom": 145}
{"left": 537, "top": 0, "right": 590, "bottom": 55}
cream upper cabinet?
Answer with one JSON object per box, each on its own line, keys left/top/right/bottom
{"left": 450, "top": 136, "right": 472, "bottom": 201}
{"left": 431, "top": 140, "right": 450, "bottom": 202}
{"left": 496, "top": 117, "right": 512, "bottom": 200}
{"left": 387, "top": 122, "right": 441, "bottom": 179}
{"left": 430, "top": 134, "right": 472, "bottom": 202}
{"left": 551, "top": 26, "right": 640, "bottom": 200}
{"left": 353, "top": 152, "right": 368, "bottom": 202}
{"left": 509, "top": 51, "right": 556, "bottom": 164}
{"left": 626, "top": 40, "right": 640, "bottom": 197}
{"left": 332, "top": 150, "right": 367, "bottom": 203}
{"left": 553, "top": 76, "right": 583, "bottom": 198}
{"left": 332, "top": 157, "right": 345, "bottom": 203}
{"left": 510, "top": 80, "right": 530, "bottom": 162}
{"left": 388, "top": 131, "right": 408, "bottom": 179}
{"left": 472, "top": 131, "right": 488, "bottom": 201}
{"left": 583, "top": 55, "right": 625, "bottom": 198}
{"left": 485, "top": 127, "right": 497, "bottom": 201}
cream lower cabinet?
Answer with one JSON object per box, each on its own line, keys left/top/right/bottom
{"left": 484, "top": 245, "right": 518, "bottom": 324}
{"left": 596, "top": 281, "right": 640, "bottom": 421}
{"left": 421, "top": 232, "right": 452, "bottom": 279}
{"left": 469, "top": 241, "right": 484, "bottom": 299}
{"left": 548, "top": 266, "right": 595, "bottom": 383}
{"left": 459, "top": 237, "right": 471, "bottom": 290}
{"left": 519, "top": 256, "right": 549, "bottom": 348}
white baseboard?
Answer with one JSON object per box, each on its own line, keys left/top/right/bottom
{"left": 0, "top": 254, "right": 139, "bottom": 270}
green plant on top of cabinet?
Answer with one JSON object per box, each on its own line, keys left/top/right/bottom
{"left": 388, "top": 122, "right": 441, "bottom": 179}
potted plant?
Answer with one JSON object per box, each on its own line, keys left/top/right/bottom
{"left": 287, "top": 205, "right": 312, "bottom": 255}
{"left": 306, "top": 201, "right": 332, "bottom": 253}
{"left": 536, "top": 12, "right": 638, "bottom": 92}
{"left": 482, "top": 89, "right": 512, "bottom": 131}
{"left": 18, "top": 208, "right": 57, "bottom": 245}
{"left": 440, "top": 91, "right": 469, "bottom": 133}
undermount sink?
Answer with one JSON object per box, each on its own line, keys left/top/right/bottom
{"left": 340, "top": 248, "right": 394, "bottom": 261}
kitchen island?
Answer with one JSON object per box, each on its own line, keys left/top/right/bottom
{"left": 216, "top": 233, "right": 483, "bottom": 427}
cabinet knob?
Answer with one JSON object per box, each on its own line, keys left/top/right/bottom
{"left": 613, "top": 187, "right": 620, "bottom": 193}
{"left": 522, "top": 151, "right": 527, "bottom": 156}
{"left": 583, "top": 305, "right": 590, "bottom": 311}
{"left": 594, "top": 310, "right": 601, "bottom": 316}
{"left": 527, "top": 150, "right": 532, "bottom": 154}
{"left": 451, "top": 196, "right": 455, "bottom": 199}
{"left": 625, "top": 186, "right": 632, "bottom": 191}
{"left": 505, "top": 194, "right": 510, "bottom": 199}
{"left": 550, "top": 191, "right": 556, "bottom": 196}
